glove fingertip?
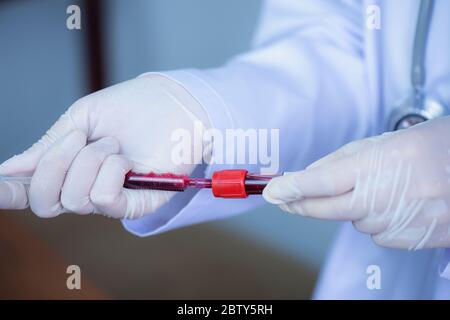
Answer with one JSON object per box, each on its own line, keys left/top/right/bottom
{"left": 0, "top": 181, "right": 29, "bottom": 210}
{"left": 262, "top": 178, "right": 288, "bottom": 205}
{"left": 0, "top": 154, "right": 36, "bottom": 175}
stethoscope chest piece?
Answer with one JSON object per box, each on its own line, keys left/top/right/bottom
{"left": 388, "top": 96, "right": 447, "bottom": 131}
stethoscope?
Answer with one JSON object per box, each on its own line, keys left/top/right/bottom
{"left": 387, "top": 0, "right": 448, "bottom": 131}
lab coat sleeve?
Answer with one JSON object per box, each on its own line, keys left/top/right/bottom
{"left": 122, "top": 0, "right": 375, "bottom": 236}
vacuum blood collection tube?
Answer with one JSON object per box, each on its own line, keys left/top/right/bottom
{"left": 0, "top": 170, "right": 280, "bottom": 199}
{"left": 124, "top": 170, "right": 279, "bottom": 198}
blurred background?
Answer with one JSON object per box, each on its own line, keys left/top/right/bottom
{"left": 0, "top": 0, "right": 338, "bottom": 299}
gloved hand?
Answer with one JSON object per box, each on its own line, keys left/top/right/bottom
{"left": 263, "top": 116, "right": 450, "bottom": 250}
{"left": 0, "top": 74, "right": 210, "bottom": 219}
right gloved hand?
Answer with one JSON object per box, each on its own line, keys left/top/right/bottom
{"left": 0, "top": 74, "right": 210, "bottom": 219}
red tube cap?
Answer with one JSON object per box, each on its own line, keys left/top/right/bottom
{"left": 212, "top": 169, "right": 248, "bottom": 198}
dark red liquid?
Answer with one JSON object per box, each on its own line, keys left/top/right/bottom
{"left": 124, "top": 172, "right": 191, "bottom": 192}
{"left": 244, "top": 174, "right": 274, "bottom": 195}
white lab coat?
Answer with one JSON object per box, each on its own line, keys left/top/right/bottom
{"left": 123, "top": 0, "right": 450, "bottom": 299}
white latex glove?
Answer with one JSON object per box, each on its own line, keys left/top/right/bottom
{"left": 0, "top": 74, "right": 210, "bottom": 219}
{"left": 264, "top": 116, "right": 450, "bottom": 250}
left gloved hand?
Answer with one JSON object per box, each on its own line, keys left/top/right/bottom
{"left": 0, "top": 74, "right": 210, "bottom": 219}
{"left": 263, "top": 116, "right": 450, "bottom": 250}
